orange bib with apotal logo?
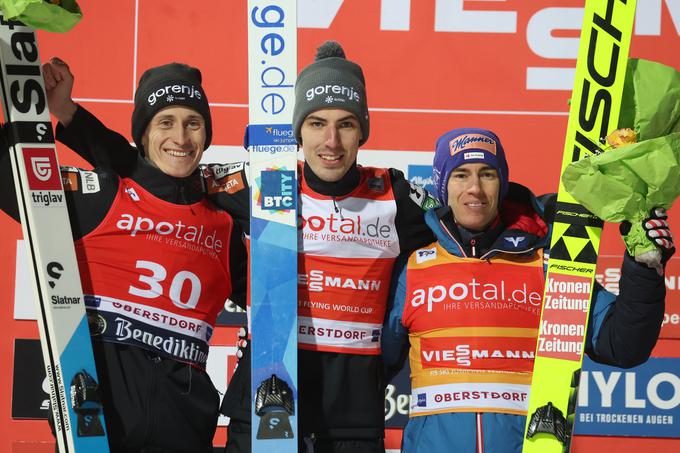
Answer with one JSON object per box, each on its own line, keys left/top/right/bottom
{"left": 403, "top": 242, "right": 544, "bottom": 416}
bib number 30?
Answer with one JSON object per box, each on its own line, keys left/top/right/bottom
{"left": 128, "top": 260, "right": 201, "bottom": 309}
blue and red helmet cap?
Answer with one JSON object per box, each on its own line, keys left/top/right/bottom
{"left": 432, "top": 127, "right": 509, "bottom": 206}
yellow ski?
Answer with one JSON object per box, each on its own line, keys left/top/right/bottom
{"left": 523, "top": 1, "right": 637, "bottom": 452}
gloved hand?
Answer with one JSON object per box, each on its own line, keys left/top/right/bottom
{"left": 234, "top": 326, "right": 248, "bottom": 371}
{"left": 621, "top": 208, "right": 675, "bottom": 275}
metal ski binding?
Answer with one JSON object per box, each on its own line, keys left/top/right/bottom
{"left": 526, "top": 402, "right": 568, "bottom": 444}
{"left": 70, "top": 370, "right": 105, "bottom": 436}
{"left": 255, "top": 374, "right": 295, "bottom": 440}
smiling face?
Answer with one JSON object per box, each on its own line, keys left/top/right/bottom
{"left": 447, "top": 163, "right": 500, "bottom": 231}
{"left": 300, "top": 109, "right": 362, "bottom": 182}
{"left": 141, "top": 106, "right": 206, "bottom": 178}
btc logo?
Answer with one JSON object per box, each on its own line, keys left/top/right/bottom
{"left": 261, "top": 170, "right": 295, "bottom": 210}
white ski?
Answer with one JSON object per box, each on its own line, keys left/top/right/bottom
{"left": 0, "top": 13, "right": 109, "bottom": 453}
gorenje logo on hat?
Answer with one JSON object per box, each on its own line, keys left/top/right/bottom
{"left": 306, "top": 84, "right": 360, "bottom": 103}
{"left": 449, "top": 133, "right": 497, "bottom": 157}
{"left": 147, "top": 84, "right": 202, "bottom": 106}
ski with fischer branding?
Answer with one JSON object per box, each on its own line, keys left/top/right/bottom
{"left": 246, "top": 1, "right": 298, "bottom": 451}
{"left": 0, "top": 12, "right": 109, "bottom": 453}
{"left": 522, "top": 1, "right": 636, "bottom": 452}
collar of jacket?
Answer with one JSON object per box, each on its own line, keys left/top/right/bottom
{"left": 302, "top": 161, "right": 361, "bottom": 197}
{"left": 128, "top": 154, "right": 205, "bottom": 205}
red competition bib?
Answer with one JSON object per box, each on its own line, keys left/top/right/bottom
{"left": 297, "top": 166, "right": 400, "bottom": 355}
{"left": 403, "top": 242, "right": 544, "bottom": 416}
{"left": 75, "top": 178, "right": 232, "bottom": 368}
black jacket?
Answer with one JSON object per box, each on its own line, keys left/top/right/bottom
{"left": 0, "top": 112, "right": 247, "bottom": 452}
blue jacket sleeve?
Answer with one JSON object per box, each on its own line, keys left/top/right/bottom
{"left": 586, "top": 253, "right": 665, "bottom": 368}
{"left": 382, "top": 254, "right": 411, "bottom": 381}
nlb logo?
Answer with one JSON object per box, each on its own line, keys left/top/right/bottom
{"left": 410, "top": 278, "right": 542, "bottom": 312}
{"left": 261, "top": 170, "right": 295, "bottom": 210}
{"left": 147, "top": 84, "right": 202, "bottom": 106}
{"left": 299, "top": 270, "right": 382, "bottom": 292}
{"left": 448, "top": 134, "right": 497, "bottom": 156}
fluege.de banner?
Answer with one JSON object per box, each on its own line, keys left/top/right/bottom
{"left": 574, "top": 356, "right": 680, "bottom": 438}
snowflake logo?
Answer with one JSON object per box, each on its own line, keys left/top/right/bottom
{"left": 166, "top": 95, "right": 174, "bottom": 102}
{"left": 324, "top": 95, "right": 334, "bottom": 103}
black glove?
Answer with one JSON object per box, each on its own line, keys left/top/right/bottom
{"left": 643, "top": 208, "right": 675, "bottom": 263}
{"left": 620, "top": 208, "right": 675, "bottom": 274}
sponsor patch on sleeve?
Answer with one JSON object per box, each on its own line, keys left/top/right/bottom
{"left": 367, "top": 176, "right": 386, "bottom": 193}
{"left": 202, "top": 164, "right": 247, "bottom": 195}
{"left": 415, "top": 246, "right": 437, "bottom": 264}
{"left": 60, "top": 168, "right": 79, "bottom": 192}
{"left": 79, "top": 170, "right": 101, "bottom": 194}
{"left": 408, "top": 182, "right": 439, "bottom": 210}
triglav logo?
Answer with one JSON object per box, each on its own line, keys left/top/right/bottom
{"left": 147, "top": 84, "right": 202, "bottom": 106}
{"left": 23, "top": 148, "right": 61, "bottom": 190}
{"left": 22, "top": 148, "right": 64, "bottom": 207}
{"left": 30, "top": 157, "right": 52, "bottom": 181}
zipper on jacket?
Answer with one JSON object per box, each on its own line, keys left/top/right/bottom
{"left": 476, "top": 412, "right": 484, "bottom": 453}
{"left": 439, "top": 219, "right": 467, "bottom": 257}
{"left": 470, "top": 238, "right": 477, "bottom": 258}
{"left": 332, "top": 197, "right": 344, "bottom": 219}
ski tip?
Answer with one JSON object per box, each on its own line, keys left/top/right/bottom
{"left": 315, "top": 41, "right": 346, "bottom": 61}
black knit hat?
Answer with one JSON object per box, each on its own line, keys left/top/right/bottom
{"left": 131, "top": 63, "right": 212, "bottom": 155}
{"left": 293, "top": 41, "right": 369, "bottom": 146}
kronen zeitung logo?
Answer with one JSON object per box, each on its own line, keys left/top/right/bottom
{"left": 147, "top": 84, "right": 202, "bottom": 106}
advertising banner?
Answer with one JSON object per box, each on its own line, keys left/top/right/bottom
{"left": 574, "top": 356, "right": 680, "bottom": 438}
